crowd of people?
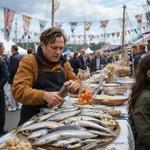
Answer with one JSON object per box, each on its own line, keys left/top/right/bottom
{"left": 69, "top": 49, "right": 119, "bottom": 75}
{"left": 0, "top": 27, "right": 150, "bottom": 150}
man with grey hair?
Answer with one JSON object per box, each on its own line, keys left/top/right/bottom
{"left": 91, "top": 50, "right": 107, "bottom": 72}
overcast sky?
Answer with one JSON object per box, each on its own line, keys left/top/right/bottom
{"left": 0, "top": 0, "right": 149, "bottom": 44}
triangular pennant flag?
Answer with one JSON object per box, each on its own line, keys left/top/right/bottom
{"left": 3, "top": 7, "right": 15, "bottom": 41}
{"left": 100, "top": 20, "right": 109, "bottom": 28}
{"left": 135, "top": 14, "right": 143, "bottom": 24}
{"left": 39, "top": 19, "right": 47, "bottom": 32}
{"left": 54, "top": 0, "right": 60, "bottom": 13}
{"left": 107, "top": 33, "right": 110, "bottom": 38}
{"left": 55, "top": 22, "right": 63, "bottom": 28}
{"left": 84, "top": 21, "right": 92, "bottom": 31}
{"left": 116, "top": 32, "right": 120, "bottom": 38}
{"left": 22, "top": 14, "right": 32, "bottom": 37}
{"left": 69, "top": 22, "right": 78, "bottom": 33}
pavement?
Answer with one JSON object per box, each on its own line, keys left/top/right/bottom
{"left": 5, "top": 110, "right": 20, "bottom": 132}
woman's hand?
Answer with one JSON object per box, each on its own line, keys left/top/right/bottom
{"left": 43, "top": 91, "right": 64, "bottom": 107}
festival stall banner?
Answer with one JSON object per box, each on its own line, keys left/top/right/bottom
{"left": 22, "top": 14, "right": 32, "bottom": 37}
{"left": 3, "top": 7, "right": 15, "bottom": 41}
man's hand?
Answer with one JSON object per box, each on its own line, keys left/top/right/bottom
{"left": 43, "top": 91, "right": 64, "bottom": 108}
{"left": 64, "top": 80, "right": 80, "bottom": 94}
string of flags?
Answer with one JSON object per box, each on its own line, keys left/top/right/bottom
{"left": 2, "top": 7, "right": 150, "bottom": 42}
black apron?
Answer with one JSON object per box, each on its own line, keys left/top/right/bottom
{"left": 18, "top": 55, "right": 65, "bottom": 126}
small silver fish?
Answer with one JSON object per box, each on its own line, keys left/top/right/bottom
{"left": 18, "top": 121, "right": 61, "bottom": 132}
{"left": 48, "top": 110, "right": 81, "bottom": 121}
{"left": 33, "top": 129, "right": 97, "bottom": 146}
{"left": 27, "top": 128, "right": 49, "bottom": 139}
{"left": 52, "top": 138, "right": 81, "bottom": 147}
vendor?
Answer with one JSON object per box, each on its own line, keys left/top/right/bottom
{"left": 12, "top": 27, "right": 80, "bottom": 126}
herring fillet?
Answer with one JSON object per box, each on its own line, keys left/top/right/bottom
{"left": 48, "top": 110, "right": 81, "bottom": 121}
{"left": 32, "top": 129, "right": 97, "bottom": 146}
{"left": 52, "top": 138, "right": 81, "bottom": 147}
{"left": 70, "top": 120, "right": 111, "bottom": 133}
{"left": 27, "top": 129, "right": 49, "bottom": 139}
{"left": 18, "top": 121, "right": 61, "bottom": 132}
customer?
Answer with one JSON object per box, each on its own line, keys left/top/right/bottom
{"left": 12, "top": 27, "right": 80, "bottom": 125}
{"left": 8, "top": 45, "right": 23, "bottom": 111}
{"left": 78, "top": 49, "right": 87, "bottom": 70}
{"left": 91, "top": 50, "right": 107, "bottom": 73}
{"left": 0, "top": 42, "right": 9, "bottom": 136}
{"left": 128, "top": 54, "right": 150, "bottom": 150}
{"left": 69, "top": 52, "right": 82, "bottom": 75}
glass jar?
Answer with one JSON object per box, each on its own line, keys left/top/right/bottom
{"left": 78, "top": 81, "right": 93, "bottom": 105}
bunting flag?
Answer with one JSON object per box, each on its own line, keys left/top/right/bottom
{"left": 54, "top": 0, "right": 60, "bottom": 13}
{"left": 146, "top": 11, "right": 150, "bottom": 23}
{"left": 39, "top": 19, "right": 47, "bottom": 32}
{"left": 135, "top": 14, "right": 143, "bottom": 24}
{"left": 127, "top": 30, "right": 131, "bottom": 34}
{"left": 100, "top": 20, "right": 109, "bottom": 28}
{"left": 107, "top": 33, "right": 110, "bottom": 38}
{"left": 116, "top": 32, "right": 120, "bottom": 38}
{"left": 84, "top": 21, "right": 92, "bottom": 31}
{"left": 77, "top": 35, "right": 82, "bottom": 39}
{"left": 111, "top": 32, "right": 115, "bottom": 38}
{"left": 134, "top": 29, "right": 138, "bottom": 34}
{"left": 3, "top": 7, "right": 15, "bottom": 41}
{"left": 88, "top": 35, "right": 94, "bottom": 40}
{"left": 55, "top": 22, "right": 63, "bottom": 28}
{"left": 69, "top": 22, "right": 78, "bottom": 33}
{"left": 22, "top": 14, "right": 32, "bottom": 37}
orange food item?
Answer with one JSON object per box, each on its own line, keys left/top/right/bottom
{"left": 79, "top": 91, "right": 93, "bottom": 105}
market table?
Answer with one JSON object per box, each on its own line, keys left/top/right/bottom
{"left": 0, "top": 96, "right": 135, "bottom": 150}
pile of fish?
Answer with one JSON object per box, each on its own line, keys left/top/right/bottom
{"left": 17, "top": 105, "right": 119, "bottom": 149}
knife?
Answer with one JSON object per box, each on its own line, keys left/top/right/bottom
{"left": 59, "top": 85, "right": 68, "bottom": 98}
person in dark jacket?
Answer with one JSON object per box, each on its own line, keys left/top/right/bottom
{"left": 0, "top": 42, "right": 9, "bottom": 136}
{"left": 91, "top": 50, "right": 107, "bottom": 73}
{"left": 134, "top": 44, "right": 146, "bottom": 70}
{"left": 8, "top": 45, "right": 23, "bottom": 111}
{"left": 129, "top": 54, "right": 150, "bottom": 150}
{"left": 69, "top": 53, "right": 82, "bottom": 75}
{"left": 78, "top": 49, "right": 87, "bottom": 70}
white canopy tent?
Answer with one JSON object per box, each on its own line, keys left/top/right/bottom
{"left": 63, "top": 48, "right": 74, "bottom": 55}
{"left": 85, "top": 47, "right": 94, "bottom": 54}
{"left": 0, "top": 34, "right": 27, "bottom": 55}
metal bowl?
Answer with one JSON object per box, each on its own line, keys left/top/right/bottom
{"left": 116, "top": 77, "right": 135, "bottom": 89}
{"left": 102, "top": 83, "right": 120, "bottom": 95}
